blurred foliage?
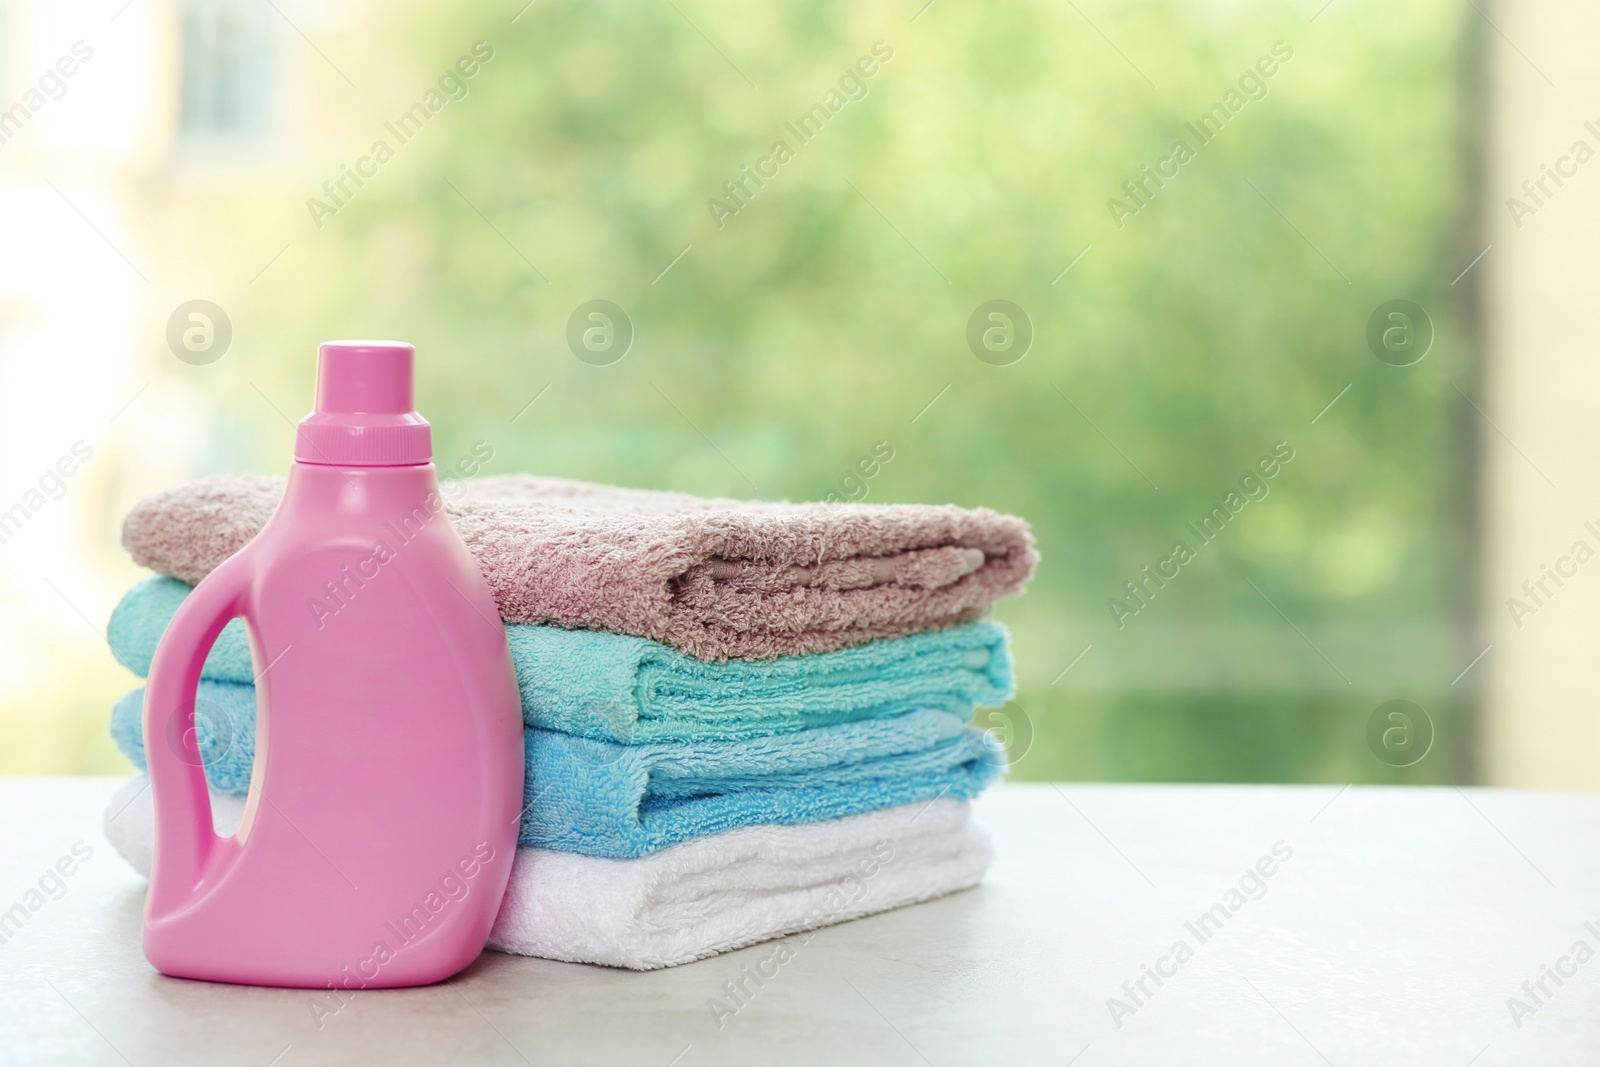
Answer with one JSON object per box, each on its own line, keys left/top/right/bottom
{"left": 188, "top": 0, "right": 1479, "bottom": 783}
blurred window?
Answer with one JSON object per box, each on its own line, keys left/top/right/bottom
{"left": 178, "top": 0, "right": 273, "bottom": 141}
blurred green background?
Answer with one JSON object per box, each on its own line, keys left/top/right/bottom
{"left": 1, "top": 0, "right": 1481, "bottom": 784}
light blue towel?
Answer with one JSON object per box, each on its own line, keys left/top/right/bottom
{"left": 109, "top": 683, "right": 1005, "bottom": 858}
{"left": 107, "top": 577, "right": 1015, "bottom": 742}
{"left": 108, "top": 681, "right": 257, "bottom": 796}
{"left": 522, "top": 706, "right": 1002, "bottom": 857}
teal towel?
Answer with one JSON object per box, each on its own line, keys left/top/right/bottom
{"left": 109, "top": 683, "right": 1004, "bottom": 858}
{"left": 108, "top": 577, "right": 1015, "bottom": 742}
{"left": 109, "top": 578, "right": 256, "bottom": 684}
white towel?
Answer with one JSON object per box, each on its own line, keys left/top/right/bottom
{"left": 102, "top": 776, "right": 992, "bottom": 970}
{"left": 103, "top": 775, "right": 245, "bottom": 869}
{"left": 489, "top": 791, "right": 993, "bottom": 968}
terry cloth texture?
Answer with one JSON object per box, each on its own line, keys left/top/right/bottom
{"left": 108, "top": 576, "right": 1015, "bottom": 743}
{"left": 108, "top": 577, "right": 256, "bottom": 685}
{"left": 102, "top": 777, "right": 993, "bottom": 971}
{"left": 120, "top": 474, "right": 1037, "bottom": 660}
{"left": 520, "top": 707, "right": 1002, "bottom": 857}
{"left": 488, "top": 796, "right": 992, "bottom": 969}
{"left": 109, "top": 688, "right": 1005, "bottom": 858}
{"left": 108, "top": 682, "right": 256, "bottom": 796}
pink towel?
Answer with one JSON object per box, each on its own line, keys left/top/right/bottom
{"left": 122, "top": 474, "right": 1036, "bottom": 660}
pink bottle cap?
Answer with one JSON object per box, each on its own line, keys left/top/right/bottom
{"left": 295, "top": 341, "right": 433, "bottom": 466}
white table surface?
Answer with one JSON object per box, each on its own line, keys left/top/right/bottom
{"left": 2, "top": 778, "right": 1597, "bottom": 1066}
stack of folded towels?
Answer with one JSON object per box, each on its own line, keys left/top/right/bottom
{"left": 101, "top": 474, "right": 1036, "bottom": 969}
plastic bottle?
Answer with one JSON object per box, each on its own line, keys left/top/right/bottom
{"left": 141, "top": 341, "right": 523, "bottom": 989}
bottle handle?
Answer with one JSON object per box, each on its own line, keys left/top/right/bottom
{"left": 142, "top": 554, "right": 253, "bottom": 920}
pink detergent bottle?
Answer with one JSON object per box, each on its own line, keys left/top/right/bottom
{"left": 141, "top": 341, "right": 524, "bottom": 989}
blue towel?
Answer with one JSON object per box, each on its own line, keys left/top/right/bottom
{"left": 108, "top": 681, "right": 257, "bottom": 796}
{"left": 522, "top": 706, "right": 1002, "bottom": 857}
{"left": 107, "top": 576, "right": 1015, "bottom": 742}
{"left": 109, "top": 683, "right": 1006, "bottom": 858}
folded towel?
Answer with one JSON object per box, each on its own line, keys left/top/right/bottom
{"left": 110, "top": 686, "right": 1005, "bottom": 857}
{"left": 108, "top": 577, "right": 1015, "bottom": 742}
{"left": 521, "top": 706, "right": 1001, "bottom": 857}
{"left": 121, "top": 474, "right": 1037, "bottom": 660}
{"left": 109, "top": 680, "right": 257, "bottom": 796}
{"left": 103, "top": 776, "right": 994, "bottom": 970}
{"left": 505, "top": 795, "right": 994, "bottom": 969}
{"left": 103, "top": 775, "right": 244, "bottom": 860}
